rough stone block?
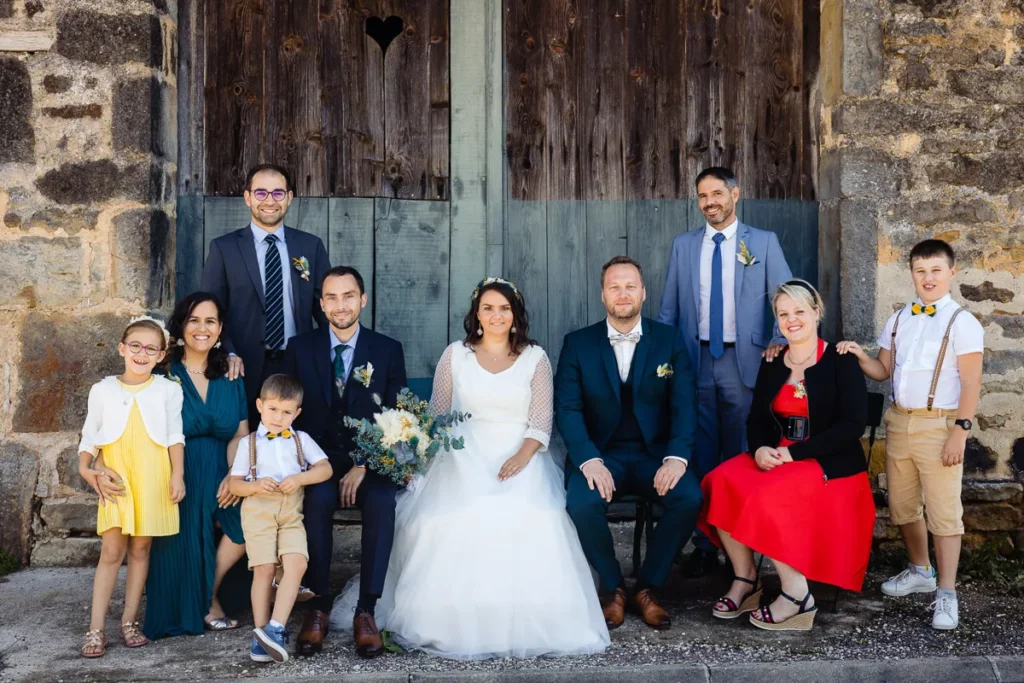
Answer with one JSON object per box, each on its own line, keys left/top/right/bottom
{"left": 985, "top": 314, "right": 1024, "bottom": 339}
{"left": 950, "top": 69, "right": 1024, "bottom": 105}
{"left": 834, "top": 100, "right": 994, "bottom": 136}
{"left": 40, "top": 502, "right": 97, "bottom": 533}
{"left": 926, "top": 154, "right": 1024, "bottom": 194}
{"left": 839, "top": 148, "right": 907, "bottom": 199}
{"left": 0, "top": 0, "right": 12, "bottom": 18}
{"left": 0, "top": 236, "right": 82, "bottom": 307}
{"left": 963, "top": 503, "right": 1024, "bottom": 531}
{"left": 30, "top": 537, "right": 101, "bottom": 568}
{"left": 113, "top": 75, "right": 176, "bottom": 159}
{"left": 57, "top": 447, "right": 92, "bottom": 493}
{"left": 893, "top": 18, "right": 948, "bottom": 37}
{"left": 900, "top": 199, "right": 999, "bottom": 227}
{"left": 899, "top": 0, "right": 961, "bottom": 18}
{"left": 899, "top": 62, "right": 937, "bottom": 90}
{"left": 841, "top": 0, "right": 883, "bottom": 96}
{"left": 0, "top": 442, "right": 40, "bottom": 565}
{"left": 838, "top": 199, "right": 878, "bottom": 340}
{"left": 113, "top": 209, "right": 172, "bottom": 307}
{"left": 962, "top": 481, "right": 1024, "bottom": 503}
{"left": 55, "top": 10, "right": 162, "bottom": 67}
{"left": 13, "top": 313, "right": 124, "bottom": 433}
{"left": 965, "top": 437, "right": 999, "bottom": 474}
{"left": 0, "top": 57, "right": 35, "bottom": 164}
{"left": 42, "top": 74, "right": 71, "bottom": 94}
{"left": 22, "top": 207, "right": 98, "bottom": 235}
{"left": 42, "top": 104, "right": 102, "bottom": 119}
{"left": 35, "top": 160, "right": 154, "bottom": 204}
{"left": 25, "top": 0, "right": 43, "bottom": 18}
{"left": 920, "top": 138, "right": 989, "bottom": 155}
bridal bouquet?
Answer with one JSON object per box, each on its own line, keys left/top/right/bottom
{"left": 344, "top": 389, "right": 469, "bottom": 485}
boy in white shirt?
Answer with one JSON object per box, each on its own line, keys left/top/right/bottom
{"left": 230, "top": 374, "right": 332, "bottom": 662}
{"left": 838, "top": 239, "right": 983, "bottom": 631}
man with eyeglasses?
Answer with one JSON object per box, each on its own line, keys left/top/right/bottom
{"left": 201, "top": 163, "right": 330, "bottom": 429}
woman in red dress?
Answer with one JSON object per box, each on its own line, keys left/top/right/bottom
{"left": 698, "top": 280, "right": 875, "bottom": 631}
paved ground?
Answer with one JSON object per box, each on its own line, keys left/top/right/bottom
{"left": 2, "top": 525, "right": 1023, "bottom": 682}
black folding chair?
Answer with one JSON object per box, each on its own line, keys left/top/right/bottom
{"left": 607, "top": 495, "right": 658, "bottom": 577}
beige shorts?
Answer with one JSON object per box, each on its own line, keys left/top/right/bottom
{"left": 884, "top": 407, "right": 964, "bottom": 536}
{"left": 241, "top": 491, "right": 308, "bottom": 569}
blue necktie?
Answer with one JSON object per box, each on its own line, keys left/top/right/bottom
{"left": 263, "top": 233, "right": 285, "bottom": 351}
{"left": 710, "top": 232, "right": 725, "bottom": 359}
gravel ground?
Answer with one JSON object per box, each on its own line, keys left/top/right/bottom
{"left": 2, "top": 526, "right": 1022, "bottom": 682}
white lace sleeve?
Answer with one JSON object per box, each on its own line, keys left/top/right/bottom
{"left": 429, "top": 344, "right": 454, "bottom": 414}
{"left": 524, "top": 351, "right": 553, "bottom": 451}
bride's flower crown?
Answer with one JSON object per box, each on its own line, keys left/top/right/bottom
{"left": 472, "top": 277, "right": 523, "bottom": 302}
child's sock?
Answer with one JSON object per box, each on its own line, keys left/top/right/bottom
{"left": 936, "top": 588, "right": 957, "bottom": 600}
{"left": 268, "top": 619, "right": 284, "bottom": 630}
{"left": 910, "top": 562, "right": 934, "bottom": 578}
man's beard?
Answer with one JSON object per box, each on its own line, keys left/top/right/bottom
{"left": 251, "top": 207, "right": 285, "bottom": 227}
{"left": 607, "top": 302, "right": 642, "bottom": 321}
{"left": 329, "top": 313, "right": 358, "bottom": 331}
{"left": 705, "top": 204, "right": 733, "bottom": 225}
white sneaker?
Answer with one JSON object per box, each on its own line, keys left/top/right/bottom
{"left": 881, "top": 568, "right": 937, "bottom": 597}
{"left": 931, "top": 594, "right": 959, "bottom": 630}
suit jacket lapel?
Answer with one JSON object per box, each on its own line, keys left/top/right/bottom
{"left": 734, "top": 222, "right": 749, "bottom": 307}
{"left": 238, "top": 228, "right": 266, "bottom": 307}
{"left": 631, "top": 323, "right": 651, "bottom": 394}
{"left": 688, "top": 228, "right": 702, "bottom": 316}
{"left": 596, "top": 324, "right": 622, "bottom": 404}
{"left": 284, "top": 227, "right": 304, "bottom": 328}
{"left": 315, "top": 326, "right": 333, "bottom": 406}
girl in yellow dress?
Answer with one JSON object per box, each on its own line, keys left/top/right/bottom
{"left": 77, "top": 317, "right": 186, "bottom": 658}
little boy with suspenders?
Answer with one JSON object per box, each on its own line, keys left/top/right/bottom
{"left": 838, "top": 239, "right": 983, "bottom": 631}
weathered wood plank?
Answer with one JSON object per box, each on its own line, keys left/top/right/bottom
{"left": 328, "top": 198, "right": 376, "bottom": 325}
{"left": 546, "top": 200, "right": 587, "bottom": 366}
{"left": 449, "top": 0, "right": 491, "bottom": 341}
{"left": 683, "top": 0, "right": 713, "bottom": 193}
{"left": 373, "top": 199, "right": 451, "bottom": 377}
{"left": 740, "top": 199, "right": 818, "bottom": 284}
{"left": 585, "top": 200, "right": 627, "bottom": 323}
{"left": 578, "top": 0, "right": 625, "bottom": 201}
{"left": 427, "top": 0, "right": 451, "bottom": 200}
{"left": 543, "top": 0, "right": 580, "bottom": 202}
{"left": 505, "top": 200, "right": 548, "bottom": 350}
{"left": 177, "top": 0, "right": 205, "bottom": 194}
{"left": 802, "top": 0, "right": 820, "bottom": 200}
{"left": 506, "top": 0, "right": 547, "bottom": 201}
{"left": 627, "top": 199, "right": 682, "bottom": 320}
{"left": 623, "top": 0, "right": 684, "bottom": 200}
{"left": 175, "top": 195, "right": 205, "bottom": 300}
{"left": 484, "top": 0, "right": 505, "bottom": 275}
{"left": 265, "top": 0, "right": 325, "bottom": 196}
{"left": 202, "top": 198, "right": 328, "bottom": 256}
{"left": 318, "top": 0, "right": 344, "bottom": 196}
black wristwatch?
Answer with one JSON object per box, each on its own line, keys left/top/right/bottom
{"left": 954, "top": 418, "right": 973, "bottom": 432}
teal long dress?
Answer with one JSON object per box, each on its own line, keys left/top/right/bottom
{"left": 143, "top": 363, "right": 247, "bottom": 639}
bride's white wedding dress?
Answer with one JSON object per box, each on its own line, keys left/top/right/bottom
{"left": 330, "top": 342, "right": 609, "bottom": 659}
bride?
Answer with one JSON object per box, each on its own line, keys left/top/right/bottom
{"left": 331, "top": 277, "right": 609, "bottom": 659}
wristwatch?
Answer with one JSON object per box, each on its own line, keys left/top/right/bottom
{"left": 954, "top": 418, "right": 973, "bottom": 432}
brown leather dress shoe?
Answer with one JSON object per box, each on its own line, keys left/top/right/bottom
{"left": 632, "top": 588, "right": 671, "bottom": 630}
{"left": 601, "top": 587, "right": 628, "bottom": 630}
{"left": 353, "top": 611, "right": 384, "bottom": 659}
{"left": 296, "top": 610, "right": 329, "bottom": 656}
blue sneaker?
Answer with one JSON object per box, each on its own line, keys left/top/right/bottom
{"left": 250, "top": 635, "right": 272, "bottom": 663}
{"left": 254, "top": 624, "right": 290, "bottom": 663}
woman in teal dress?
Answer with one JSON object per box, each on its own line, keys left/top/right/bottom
{"left": 144, "top": 292, "right": 250, "bottom": 639}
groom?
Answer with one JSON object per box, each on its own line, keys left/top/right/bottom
{"left": 284, "top": 266, "right": 407, "bottom": 658}
{"left": 555, "top": 256, "right": 701, "bottom": 631}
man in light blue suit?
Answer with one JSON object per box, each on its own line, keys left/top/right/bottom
{"left": 658, "top": 167, "right": 793, "bottom": 577}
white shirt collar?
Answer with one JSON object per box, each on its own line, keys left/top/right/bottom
{"left": 606, "top": 318, "right": 643, "bottom": 339}
{"left": 704, "top": 219, "right": 738, "bottom": 241}
{"left": 329, "top": 324, "right": 360, "bottom": 351}
{"left": 250, "top": 222, "right": 286, "bottom": 244}
{"left": 914, "top": 293, "right": 953, "bottom": 310}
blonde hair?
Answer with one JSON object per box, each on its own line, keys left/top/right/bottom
{"left": 772, "top": 279, "right": 825, "bottom": 322}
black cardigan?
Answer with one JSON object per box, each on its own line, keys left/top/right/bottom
{"left": 746, "top": 343, "right": 869, "bottom": 481}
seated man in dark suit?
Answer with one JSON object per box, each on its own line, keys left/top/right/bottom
{"left": 555, "top": 256, "right": 702, "bottom": 632}
{"left": 284, "top": 266, "right": 407, "bottom": 659}
{"left": 200, "top": 163, "right": 330, "bottom": 428}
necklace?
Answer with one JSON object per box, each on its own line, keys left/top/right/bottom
{"left": 787, "top": 350, "right": 815, "bottom": 366}
{"left": 183, "top": 364, "right": 206, "bottom": 376}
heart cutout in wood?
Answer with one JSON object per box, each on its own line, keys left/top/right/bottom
{"left": 366, "top": 15, "right": 404, "bottom": 54}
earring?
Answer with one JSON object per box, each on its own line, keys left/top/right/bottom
{"left": 176, "top": 338, "right": 185, "bottom": 347}
{"left": 477, "top": 326, "right": 483, "bottom": 336}
{"left": 214, "top": 340, "right": 221, "bottom": 349}
{"left": 510, "top": 326, "right": 517, "bottom": 334}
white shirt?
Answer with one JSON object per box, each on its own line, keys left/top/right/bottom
{"left": 698, "top": 220, "right": 738, "bottom": 342}
{"left": 250, "top": 223, "right": 296, "bottom": 350}
{"left": 877, "top": 294, "right": 984, "bottom": 410}
{"left": 606, "top": 318, "right": 643, "bottom": 382}
{"left": 230, "top": 424, "right": 328, "bottom": 483}
{"left": 79, "top": 375, "right": 185, "bottom": 456}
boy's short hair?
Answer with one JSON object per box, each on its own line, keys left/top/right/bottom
{"left": 909, "top": 239, "right": 955, "bottom": 268}
{"left": 260, "top": 373, "right": 303, "bottom": 405}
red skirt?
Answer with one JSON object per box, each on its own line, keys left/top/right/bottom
{"left": 698, "top": 454, "right": 876, "bottom": 591}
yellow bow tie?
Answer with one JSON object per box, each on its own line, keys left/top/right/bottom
{"left": 267, "top": 429, "right": 293, "bottom": 440}
{"left": 911, "top": 303, "right": 937, "bottom": 317}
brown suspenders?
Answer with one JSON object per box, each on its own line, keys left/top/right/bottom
{"left": 248, "top": 431, "right": 307, "bottom": 481}
{"left": 889, "top": 304, "right": 966, "bottom": 411}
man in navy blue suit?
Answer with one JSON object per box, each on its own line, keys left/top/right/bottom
{"left": 556, "top": 256, "right": 701, "bottom": 632}
{"left": 284, "top": 266, "right": 407, "bottom": 659}
{"left": 200, "top": 164, "right": 330, "bottom": 429}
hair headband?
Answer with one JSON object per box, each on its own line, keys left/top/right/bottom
{"left": 472, "top": 277, "right": 523, "bottom": 302}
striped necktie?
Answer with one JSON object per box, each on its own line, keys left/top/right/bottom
{"left": 263, "top": 233, "right": 285, "bottom": 350}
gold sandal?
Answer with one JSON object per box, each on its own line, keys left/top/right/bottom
{"left": 81, "top": 629, "right": 108, "bottom": 658}
{"left": 121, "top": 621, "right": 150, "bottom": 648}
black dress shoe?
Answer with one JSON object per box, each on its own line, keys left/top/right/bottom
{"left": 683, "top": 547, "right": 721, "bottom": 578}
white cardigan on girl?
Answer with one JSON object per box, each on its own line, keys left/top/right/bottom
{"left": 78, "top": 375, "right": 186, "bottom": 456}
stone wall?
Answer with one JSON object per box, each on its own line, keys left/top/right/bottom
{"left": 821, "top": 0, "right": 1024, "bottom": 547}
{"left": 0, "top": 0, "right": 175, "bottom": 566}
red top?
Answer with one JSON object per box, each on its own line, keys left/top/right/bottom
{"left": 771, "top": 339, "right": 826, "bottom": 448}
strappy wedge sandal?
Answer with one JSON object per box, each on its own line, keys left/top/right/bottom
{"left": 712, "top": 575, "right": 762, "bottom": 620}
{"left": 81, "top": 629, "right": 108, "bottom": 658}
{"left": 749, "top": 590, "right": 818, "bottom": 631}
{"left": 121, "top": 621, "right": 150, "bottom": 648}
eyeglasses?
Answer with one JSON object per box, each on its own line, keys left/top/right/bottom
{"left": 125, "top": 341, "right": 162, "bottom": 357}
{"left": 251, "top": 188, "right": 288, "bottom": 202}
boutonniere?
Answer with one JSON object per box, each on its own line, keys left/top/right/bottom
{"left": 792, "top": 381, "right": 807, "bottom": 399}
{"left": 656, "top": 363, "right": 674, "bottom": 378}
{"left": 737, "top": 240, "right": 758, "bottom": 266}
{"left": 353, "top": 363, "right": 374, "bottom": 388}
{"left": 292, "top": 256, "right": 310, "bottom": 281}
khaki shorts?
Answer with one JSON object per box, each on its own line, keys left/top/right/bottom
{"left": 241, "top": 491, "right": 308, "bottom": 569}
{"left": 884, "top": 407, "right": 964, "bottom": 536}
